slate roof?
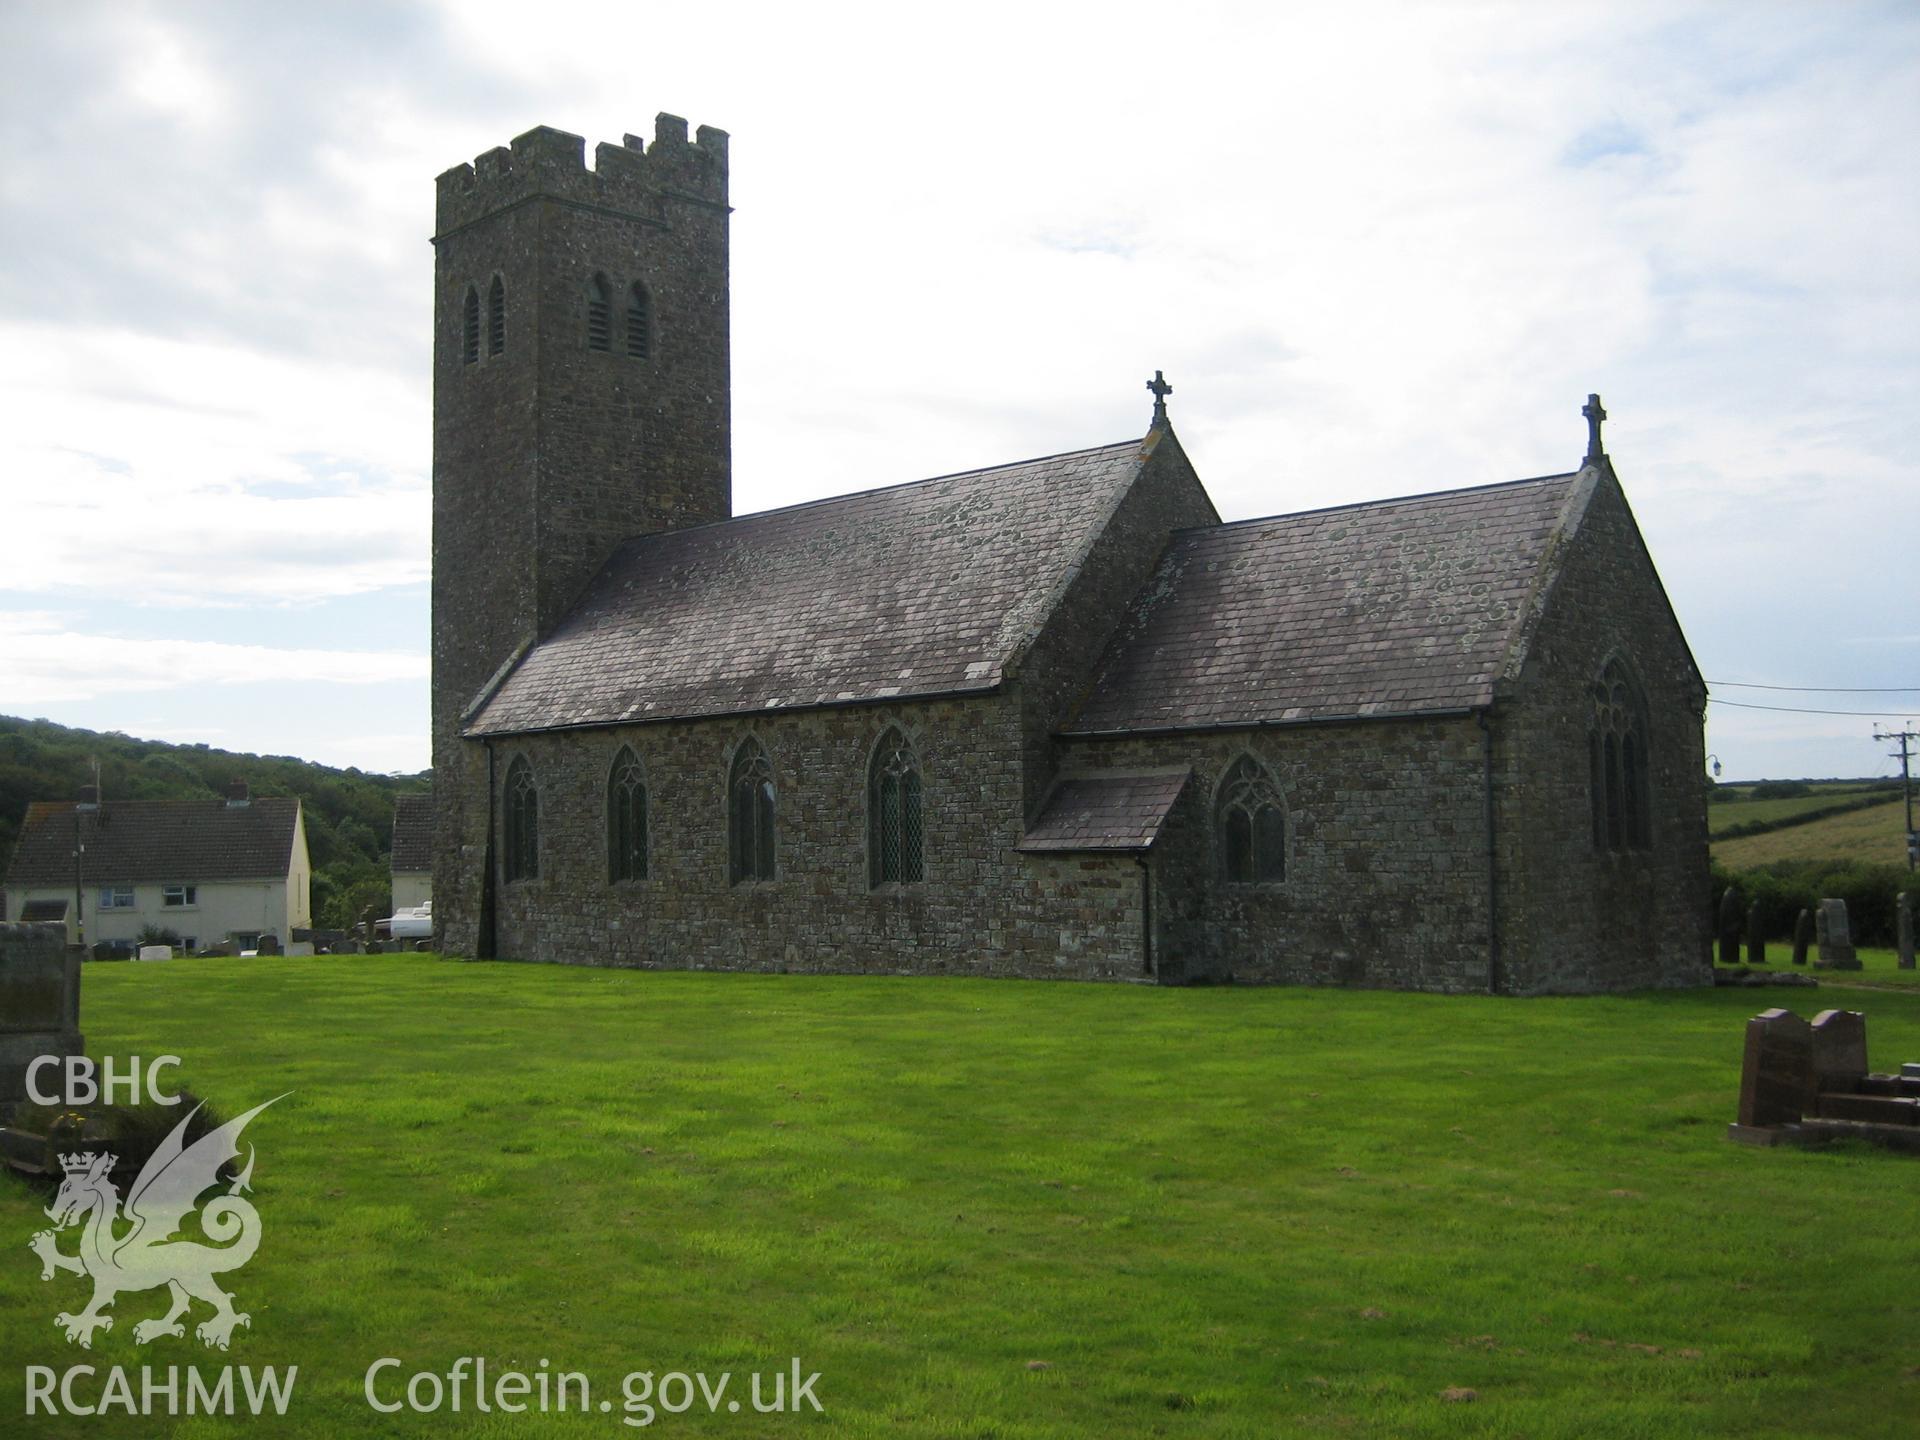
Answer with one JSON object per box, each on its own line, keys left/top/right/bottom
{"left": 1017, "top": 770, "right": 1190, "bottom": 853}
{"left": 390, "top": 793, "right": 433, "bottom": 874}
{"left": 467, "top": 440, "right": 1149, "bottom": 736}
{"left": 3, "top": 798, "right": 303, "bottom": 887}
{"left": 1067, "top": 472, "right": 1585, "bottom": 734}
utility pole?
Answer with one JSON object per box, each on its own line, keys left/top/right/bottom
{"left": 1876, "top": 725, "right": 1919, "bottom": 871}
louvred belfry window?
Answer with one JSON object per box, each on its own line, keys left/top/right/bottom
{"left": 488, "top": 276, "right": 505, "bottom": 356}
{"left": 585, "top": 274, "right": 612, "bottom": 352}
{"left": 462, "top": 286, "right": 480, "bottom": 365}
{"left": 627, "top": 281, "right": 651, "bottom": 359}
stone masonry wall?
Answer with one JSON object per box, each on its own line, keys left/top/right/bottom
{"left": 480, "top": 695, "right": 1145, "bottom": 981}
{"left": 1491, "top": 466, "right": 1711, "bottom": 993}
{"left": 1014, "top": 429, "right": 1218, "bottom": 820}
{"left": 1059, "top": 719, "right": 1497, "bottom": 991}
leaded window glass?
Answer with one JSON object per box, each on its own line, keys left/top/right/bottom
{"left": 1219, "top": 756, "right": 1286, "bottom": 883}
{"left": 503, "top": 755, "right": 538, "bottom": 882}
{"left": 1590, "top": 659, "right": 1652, "bottom": 851}
{"left": 607, "top": 746, "right": 648, "bottom": 882}
{"left": 868, "top": 728, "right": 924, "bottom": 886}
{"left": 728, "top": 739, "right": 776, "bottom": 883}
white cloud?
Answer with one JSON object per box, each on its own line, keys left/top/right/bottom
{"left": 0, "top": 613, "right": 425, "bottom": 704}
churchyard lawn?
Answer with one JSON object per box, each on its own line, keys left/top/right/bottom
{"left": 2, "top": 957, "right": 1914, "bottom": 1438}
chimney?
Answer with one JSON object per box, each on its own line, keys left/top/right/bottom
{"left": 226, "top": 779, "right": 251, "bottom": 807}
{"left": 75, "top": 785, "right": 100, "bottom": 810}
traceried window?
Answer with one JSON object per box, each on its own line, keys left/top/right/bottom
{"left": 585, "top": 274, "right": 612, "bottom": 352}
{"left": 1590, "top": 659, "right": 1652, "bottom": 852}
{"left": 462, "top": 285, "right": 480, "bottom": 365}
{"left": 1218, "top": 756, "right": 1286, "bottom": 884}
{"left": 503, "top": 755, "right": 539, "bottom": 882}
{"left": 607, "top": 746, "right": 649, "bottom": 883}
{"left": 867, "top": 728, "right": 924, "bottom": 886}
{"left": 487, "top": 275, "right": 506, "bottom": 357}
{"left": 626, "top": 281, "right": 652, "bottom": 359}
{"left": 728, "top": 738, "right": 776, "bottom": 884}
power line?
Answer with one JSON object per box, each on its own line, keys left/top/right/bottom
{"left": 1707, "top": 680, "right": 1920, "bottom": 693}
{"left": 1709, "top": 699, "right": 1920, "bottom": 719}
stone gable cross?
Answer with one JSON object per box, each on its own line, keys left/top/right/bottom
{"left": 1582, "top": 392, "right": 1607, "bottom": 463}
{"left": 1147, "top": 370, "right": 1173, "bottom": 426}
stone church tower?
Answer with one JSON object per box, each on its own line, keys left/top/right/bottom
{"left": 430, "top": 118, "right": 731, "bottom": 953}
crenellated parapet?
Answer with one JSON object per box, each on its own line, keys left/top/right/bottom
{"left": 435, "top": 114, "right": 729, "bottom": 237}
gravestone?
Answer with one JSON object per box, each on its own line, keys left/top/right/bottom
{"left": 136, "top": 945, "right": 172, "bottom": 962}
{"left": 1899, "top": 893, "right": 1915, "bottom": 972}
{"left": 0, "top": 923, "right": 84, "bottom": 1123}
{"left": 1792, "top": 909, "right": 1813, "bottom": 966}
{"left": 1734, "top": 1007, "right": 1815, "bottom": 1130}
{"left": 1717, "top": 888, "right": 1743, "bottom": 967}
{"left": 1745, "top": 903, "right": 1767, "bottom": 966}
{"left": 286, "top": 942, "right": 315, "bottom": 958}
{"left": 1810, "top": 1009, "right": 1869, "bottom": 1091}
{"left": 256, "top": 934, "right": 282, "bottom": 957}
{"left": 1816, "top": 898, "right": 1860, "bottom": 970}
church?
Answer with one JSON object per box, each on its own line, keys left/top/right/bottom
{"left": 429, "top": 117, "right": 1711, "bottom": 994}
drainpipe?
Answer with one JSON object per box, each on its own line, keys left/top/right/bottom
{"left": 1478, "top": 709, "right": 1502, "bottom": 995}
{"left": 1136, "top": 853, "right": 1155, "bottom": 980}
{"left": 478, "top": 739, "right": 498, "bottom": 961}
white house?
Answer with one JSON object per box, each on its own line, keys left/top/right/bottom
{"left": 3, "top": 781, "right": 311, "bottom": 952}
{"left": 389, "top": 791, "right": 432, "bottom": 913}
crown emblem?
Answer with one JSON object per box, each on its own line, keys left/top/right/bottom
{"left": 58, "top": 1151, "right": 113, "bottom": 1174}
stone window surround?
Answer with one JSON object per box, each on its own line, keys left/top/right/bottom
{"left": 727, "top": 735, "right": 778, "bottom": 886}
{"left": 606, "top": 744, "right": 650, "bottom": 885}
{"left": 1214, "top": 753, "right": 1289, "bottom": 886}
{"left": 865, "top": 724, "right": 926, "bottom": 891}
{"left": 503, "top": 753, "right": 540, "bottom": 884}
{"left": 1588, "top": 651, "right": 1654, "bottom": 856}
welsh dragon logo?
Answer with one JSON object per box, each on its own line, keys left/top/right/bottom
{"left": 28, "top": 1098, "right": 282, "bottom": 1350}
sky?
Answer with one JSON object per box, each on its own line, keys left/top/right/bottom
{"left": 0, "top": 0, "right": 1915, "bottom": 782}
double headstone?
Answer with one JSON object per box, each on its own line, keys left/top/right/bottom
{"left": 1899, "top": 892, "right": 1915, "bottom": 972}
{"left": 1734, "top": 1008, "right": 1815, "bottom": 1130}
{"left": 1792, "top": 908, "right": 1813, "bottom": 966}
{"left": 1809, "top": 1009, "right": 1868, "bottom": 1093}
{"left": 0, "top": 923, "right": 84, "bottom": 1123}
{"left": 1816, "top": 898, "right": 1861, "bottom": 970}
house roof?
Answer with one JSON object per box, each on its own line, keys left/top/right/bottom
{"left": 3, "top": 798, "right": 303, "bottom": 888}
{"left": 1017, "top": 770, "right": 1190, "bottom": 853}
{"left": 390, "top": 793, "right": 433, "bottom": 875}
{"left": 466, "top": 439, "right": 1151, "bottom": 736}
{"left": 1066, "top": 471, "right": 1586, "bottom": 734}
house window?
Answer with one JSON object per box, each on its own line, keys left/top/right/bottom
{"left": 585, "top": 274, "right": 612, "bottom": 352}
{"left": 487, "top": 275, "right": 506, "bottom": 356}
{"left": 503, "top": 756, "right": 539, "bottom": 882}
{"left": 99, "top": 887, "right": 134, "bottom": 909}
{"left": 626, "top": 281, "right": 651, "bottom": 359}
{"left": 607, "top": 745, "right": 649, "bottom": 882}
{"left": 462, "top": 285, "right": 480, "bottom": 365}
{"left": 1218, "top": 756, "right": 1286, "bottom": 884}
{"left": 162, "top": 884, "right": 197, "bottom": 908}
{"left": 728, "top": 739, "right": 776, "bottom": 884}
{"left": 1590, "top": 659, "right": 1652, "bottom": 852}
{"left": 868, "top": 727, "right": 924, "bottom": 886}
